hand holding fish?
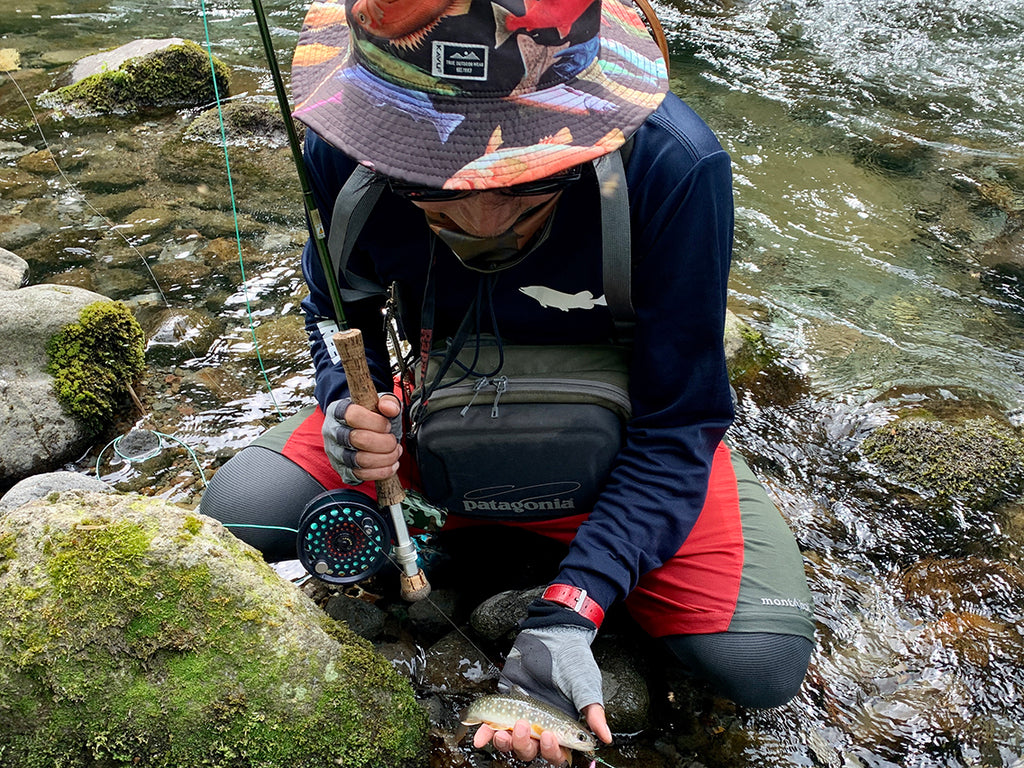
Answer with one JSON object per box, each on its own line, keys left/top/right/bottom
{"left": 470, "top": 701, "right": 611, "bottom": 765}
{"left": 466, "top": 616, "right": 613, "bottom": 763}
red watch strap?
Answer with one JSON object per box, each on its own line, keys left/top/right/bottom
{"left": 542, "top": 584, "right": 605, "bottom": 628}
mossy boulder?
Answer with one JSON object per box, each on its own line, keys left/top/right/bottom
{"left": 46, "top": 39, "right": 230, "bottom": 114}
{"left": 0, "top": 490, "right": 428, "bottom": 768}
{"left": 723, "top": 309, "right": 806, "bottom": 405}
{"left": 46, "top": 300, "right": 146, "bottom": 433}
{"left": 862, "top": 415, "right": 1024, "bottom": 510}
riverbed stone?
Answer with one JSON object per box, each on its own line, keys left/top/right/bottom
{"left": 469, "top": 586, "right": 545, "bottom": 642}
{"left": 0, "top": 247, "right": 28, "bottom": 290}
{"left": 422, "top": 630, "right": 500, "bottom": 694}
{"left": 185, "top": 99, "right": 299, "bottom": 149}
{"left": 46, "top": 39, "right": 231, "bottom": 114}
{"left": 158, "top": 116, "right": 305, "bottom": 225}
{"left": 17, "top": 148, "right": 59, "bottom": 174}
{"left": 324, "top": 593, "right": 388, "bottom": 640}
{"left": 898, "top": 556, "right": 1024, "bottom": 620}
{"left": 862, "top": 414, "right": 1024, "bottom": 509}
{"left": 0, "top": 214, "right": 43, "bottom": 252}
{"left": 593, "top": 638, "right": 651, "bottom": 734}
{"left": 406, "top": 588, "right": 462, "bottom": 639}
{"left": 0, "top": 490, "right": 428, "bottom": 767}
{"left": 0, "top": 283, "right": 114, "bottom": 488}
{"left": 138, "top": 306, "right": 222, "bottom": 367}
{"left": 0, "top": 469, "right": 112, "bottom": 512}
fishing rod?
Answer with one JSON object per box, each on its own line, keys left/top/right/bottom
{"left": 247, "top": 0, "right": 430, "bottom": 601}
{"left": 249, "top": 0, "right": 345, "bottom": 326}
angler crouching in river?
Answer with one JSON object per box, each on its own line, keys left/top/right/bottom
{"left": 200, "top": 0, "right": 817, "bottom": 762}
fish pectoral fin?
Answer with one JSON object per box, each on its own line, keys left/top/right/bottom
{"left": 454, "top": 722, "right": 469, "bottom": 742}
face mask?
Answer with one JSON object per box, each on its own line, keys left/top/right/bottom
{"left": 422, "top": 195, "right": 560, "bottom": 273}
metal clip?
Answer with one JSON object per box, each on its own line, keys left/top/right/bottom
{"left": 460, "top": 377, "right": 490, "bottom": 417}
{"left": 491, "top": 376, "right": 508, "bottom": 418}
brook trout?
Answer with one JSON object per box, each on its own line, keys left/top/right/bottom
{"left": 462, "top": 692, "right": 597, "bottom": 753}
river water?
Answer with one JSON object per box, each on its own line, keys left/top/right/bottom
{"left": 2, "top": 1, "right": 1023, "bottom": 766}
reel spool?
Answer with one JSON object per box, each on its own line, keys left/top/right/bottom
{"left": 296, "top": 490, "right": 393, "bottom": 584}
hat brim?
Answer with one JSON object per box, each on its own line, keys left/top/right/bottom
{"left": 291, "top": 0, "right": 668, "bottom": 189}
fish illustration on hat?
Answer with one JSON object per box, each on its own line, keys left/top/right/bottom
{"left": 493, "top": 0, "right": 598, "bottom": 46}
{"left": 350, "top": 0, "right": 472, "bottom": 48}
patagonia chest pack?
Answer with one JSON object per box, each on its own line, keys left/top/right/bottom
{"left": 409, "top": 340, "right": 631, "bottom": 519}
{"left": 330, "top": 148, "right": 637, "bottom": 521}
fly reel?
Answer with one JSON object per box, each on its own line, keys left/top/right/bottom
{"left": 296, "top": 490, "right": 394, "bottom": 584}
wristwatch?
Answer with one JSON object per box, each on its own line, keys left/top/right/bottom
{"left": 542, "top": 584, "right": 605, "bottom": 628}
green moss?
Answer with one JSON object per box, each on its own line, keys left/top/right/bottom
{"left": 0, "top": 531, "right": 16, "bottom": 576}
{"left": 54, "top": 41, "right": 230, "bottom": 113}
{"left": 863, "top": 416, "right": 1024, "bottom": 508}
{"left": 46, "top": 300, "right": 146, "bottom": 433}
{"left": 182, "top": 515, "right": 203, "bottom": 536}
{"left": 0, "top": 497, "right": 428, "bottom": 768}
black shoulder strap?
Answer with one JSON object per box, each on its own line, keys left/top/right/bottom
{"left": 327, "top": 164, "right": 387, "bottom": 301}
{"left": 328, "top": 149, "right": 635, "bottom": 334}
{"left": 595, "top": 138, "right": 634, "bottom": 340}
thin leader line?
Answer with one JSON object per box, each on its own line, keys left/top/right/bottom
{"left": 197, "top": 0, "right": 284, "bottom": 419}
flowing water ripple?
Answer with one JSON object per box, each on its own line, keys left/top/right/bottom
{"left": 3, "top": 1, "right": 1024, "bottom": 765}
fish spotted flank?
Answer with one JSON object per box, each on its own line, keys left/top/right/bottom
{"left": 462, "top": 692, "right": 597, "bottom": 753}
{"left": 519, "top": 285, "right": 608, "bottom": 311}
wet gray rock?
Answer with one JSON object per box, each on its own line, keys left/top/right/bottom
{"left": 593, "top": 638, "right": 651, "bottom": 734}
{"left": 0, "top": 282, "right": 110, "bottom": 487}
{"left": 469, "top": 586, "right": 545, "bottom": 642}
{"left": 0, "top": 248, "right": 28, "bottom": 290}
{"left": 185, "top": 99, "right": 299, "bottom": 149}
{"left": 66, "top": 38, "right": 185, "bottom": 83}
{"left": 423, "top": 630, "right": 500, "bottom": 695}
{"left": 324, "top": 593, "right": 388, "bottom": 640}
{"left": 407, "top": 588, "right": 461, "bottom": 638}
{"left": 0, "top": 470, "right": 113, "bottom": 513}
{"left": 138, "top": 306, "right": 222, "bottom": 367}
{"left": 0, "top": 216, "right": 43, "bottom": 252}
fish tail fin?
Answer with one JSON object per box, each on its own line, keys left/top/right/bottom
{"left": 493, "top": 2, "right": 515, "bottom": 47}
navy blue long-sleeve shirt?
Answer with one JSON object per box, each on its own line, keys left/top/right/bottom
{"left": 300, "top": 92, "right": 735, "bottom": 612}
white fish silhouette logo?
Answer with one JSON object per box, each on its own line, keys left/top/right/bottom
{"left": 519, "top": 285, "right": 608, "bottom": 312}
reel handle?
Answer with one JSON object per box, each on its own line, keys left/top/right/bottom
{"left": 333, "top": 328, "right": 405, "bottom": 507}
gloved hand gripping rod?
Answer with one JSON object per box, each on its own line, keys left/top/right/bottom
{"left": 334, "top": 329, "right": 431, "bottom": 601}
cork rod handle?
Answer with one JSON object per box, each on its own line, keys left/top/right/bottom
{"left": 333, "top": 328, "right": 406, "bottom": 508}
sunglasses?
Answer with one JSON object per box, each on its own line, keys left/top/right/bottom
{"left": 387, "top": 165, "right": 583, "bottom": 202}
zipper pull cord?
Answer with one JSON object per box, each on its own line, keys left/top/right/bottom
{"left": 460, "top": 377, "right": 491, "bottom": 417}
{"left": 491, "top": 376, "right": 508, "bottom": 418}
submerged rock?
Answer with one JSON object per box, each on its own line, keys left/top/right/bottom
{"left": 862, "top": 414, "right": 1024, "bottom": 509}
{"left": 0, "top": 490, "right": 428, "bottom": 767}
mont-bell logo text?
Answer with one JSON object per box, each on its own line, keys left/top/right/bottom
{"left": 462, "top": 498, "right": 575, "bottom": 514}
{"left": 432, "top": 41, "right": 488, "bottom": 80}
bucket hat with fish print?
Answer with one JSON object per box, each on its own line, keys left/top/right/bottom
{"left": 290, "top": 0, "right": 669, "bottom": 189}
